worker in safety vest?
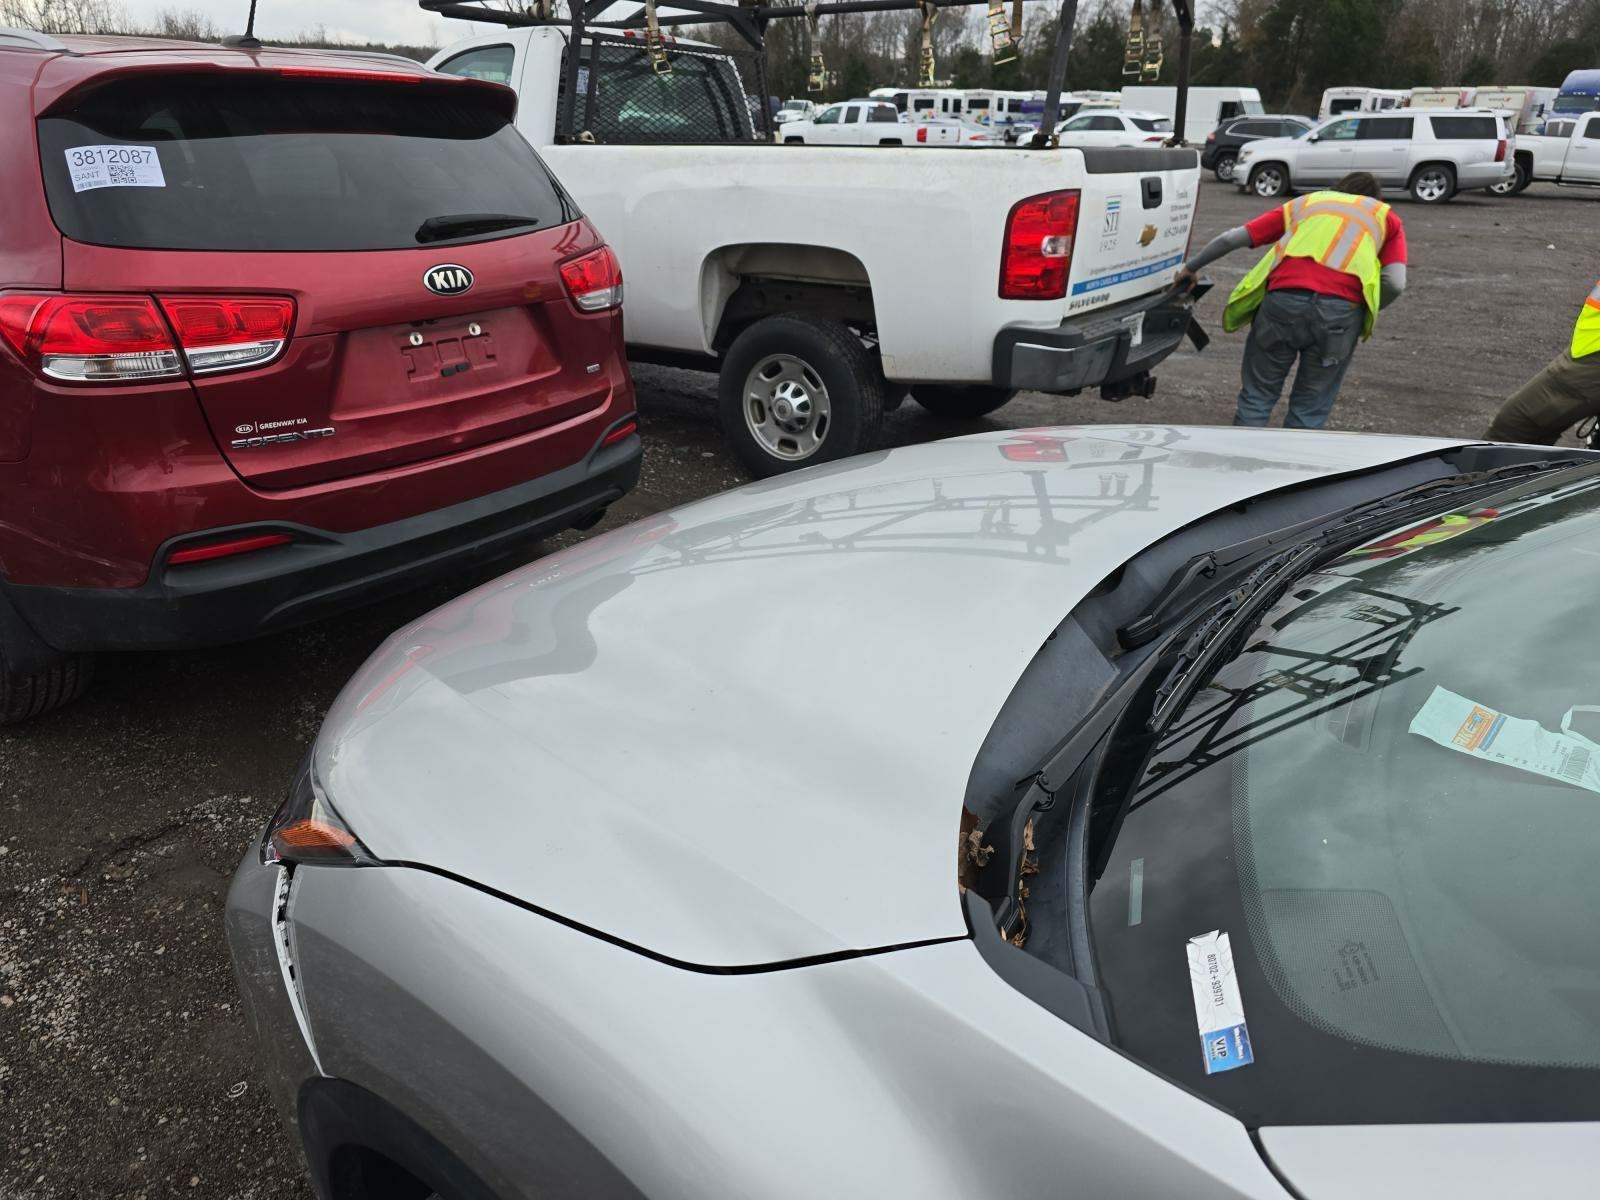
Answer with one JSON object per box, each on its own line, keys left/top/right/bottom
{"left": 1484, "top": 280, "right": 1600, "bottom": 444}
{"left": 1175, "top": 171, "right": 1408, "bottom": 429}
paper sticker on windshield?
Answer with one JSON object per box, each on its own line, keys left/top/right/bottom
{"left": 1188, "top": 930, "right": 1254, "bottom": 1074}
{"left": 1409, "top": 685, "right": 1600, "bottom": 794}
{"left": 65, "top": 145, "right": 165, "bottom": 193}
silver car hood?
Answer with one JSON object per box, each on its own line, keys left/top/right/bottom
{"left": 318, "top": 426, "right": 1460, "bottom": 967}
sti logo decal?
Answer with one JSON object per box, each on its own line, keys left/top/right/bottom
{"left": 1103, "top": 197, "right": 1122, "bottom": 235}
{"left": 424, "top": 264, "right": 474, "bottom": 296}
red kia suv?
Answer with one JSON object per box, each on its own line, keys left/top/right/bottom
{"left": 0, "top": 31, "right": 639, "bottom": 721}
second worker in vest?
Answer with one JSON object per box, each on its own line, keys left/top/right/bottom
{"left": 1174, "top": 171, "right": 1409, "bottom": 430}
{"left": 1483, "top": 279, "right": 1600, "bottom": 444}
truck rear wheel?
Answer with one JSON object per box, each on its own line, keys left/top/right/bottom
{"left": 912, "top": 385, "right": 1017, "bottom": 419}
{"left": 0, "top": 641, "right": 93, "bottom": 724}
{"left": 719, "top": 315, "right": 884, "bottom": 478}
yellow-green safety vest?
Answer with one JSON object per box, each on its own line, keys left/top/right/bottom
{"left": 1224, "top": 190, "right": 1392, "bottom": 340}
{"left": 1572, "top": 279, "right": 1600, "bottom": 359}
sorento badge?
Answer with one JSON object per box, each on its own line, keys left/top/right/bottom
{"left": 424, "top": 264, "right": 473, "bottom": 296}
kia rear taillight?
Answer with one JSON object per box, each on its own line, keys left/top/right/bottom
{"left": 0, "top": 294, "right": 181, "bottom": 383}
{"left": 559, "top": 247, "right": 624, "bottom": 313}
{"left": 0, "top": 292, "right": 294, "bottom": 383}
{"left": 999, "top": 190, "right": 1080, "bottom": 300}
{"left": 158, "top": 296, "right": 295, "bottom": 375}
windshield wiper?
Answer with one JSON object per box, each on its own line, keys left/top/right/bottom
{"left": 1116, "top": 457, "right": 1582, "bottom": 650}
{"left": 414, "top": 213, "right": 543, "bottom": 244}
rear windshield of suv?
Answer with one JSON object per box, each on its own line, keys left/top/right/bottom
{"left": 1130, "top": 116, "right": 1174, "bottom": 132}
{"left": 1429, "top": 114, "right": 1499, "bottom": 139}
{"left": 36, "top": 75, "right": 576, "bottom": 252}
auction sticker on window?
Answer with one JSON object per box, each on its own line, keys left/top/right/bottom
{"left": 1188, "top": 930, "right": 1255, "bottom": 1074}
{"left": 65, "top": 145, "right": 165, "bottom": 193}
{"left": 1409, "top": 685, "right": 1600, "bottom": 793}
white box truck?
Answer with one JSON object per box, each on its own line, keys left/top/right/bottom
{"left": 1120, "top": 85, "right": 1263, "bottom": 143}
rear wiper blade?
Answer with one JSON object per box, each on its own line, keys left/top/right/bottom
{"left": 1116, "top": 457, "right": 1581, "bottom": 650}
{"left": 414, "top": 213, "right": 542, "bottom": 244}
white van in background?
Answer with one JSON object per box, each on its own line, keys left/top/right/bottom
{"left": 1319, "top": 87, "right": 1408, "bottom": 119}
{"left": 1410, "top": 87, "right": 1476, "bottom": 109}
{"left": 1472, "top": 85, "right": 1557, "bottom": 133}
{"left": 1120, "top": 85, "right": 1262, "bottom": 143}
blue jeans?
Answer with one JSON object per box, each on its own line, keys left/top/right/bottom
{"left": 1234, "top": 289, "right": 1364, "bottom": 429}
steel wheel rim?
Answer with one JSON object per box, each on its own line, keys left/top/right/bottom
{"left": 1415, "top": 170, "right": 1449, "bottom": 201}
{"left": 1254, "top": 167, "right": 1283, "bottom": 196}
{"left": 743, "top": 353, "right": 831, "bottom": 461}
{"left": 1488, "top": 177, "right": 1515, "bottom": 195}
{"left": 1216, "top": 155, "right": 1236, "bottom": 181}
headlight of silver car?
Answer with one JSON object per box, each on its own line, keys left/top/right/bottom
{"left": 261, "top": 753, "right": 378, "bottom": 867}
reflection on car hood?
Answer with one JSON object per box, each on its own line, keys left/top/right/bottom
{"left": 318, "top": 426, "right": 1461, "bottom": 968}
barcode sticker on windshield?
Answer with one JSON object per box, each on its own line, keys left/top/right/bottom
{"left": 1409, "top": 686, "right": 1600, "bottom": 795}
{"left": 1188, "top": 930, "right": 1254, "bottom": 1074}
{"left": 65, "top": 145, "right": 165, "bottom": 193}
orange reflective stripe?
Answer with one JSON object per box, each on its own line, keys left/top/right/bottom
{"left": 1297, "top": 200, "right": 1386, "bottom": 249}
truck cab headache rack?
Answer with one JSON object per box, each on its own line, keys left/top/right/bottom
{"left": 421, "top": 0, "right": 1197, "bottom": 148}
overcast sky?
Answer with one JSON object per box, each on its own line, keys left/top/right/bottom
{"left": 115, "top": 0, "right": 493, "bottom": 47}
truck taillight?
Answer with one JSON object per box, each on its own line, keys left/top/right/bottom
{"left": 917, "top": 126, "right": 929, "bottom": 143}
{"left": 998, "top": 190, "right": 1080, "bottom": 300}
{"left": 0, "top": 292, "right": 294, "bottom": 383}
{"left": 559, "top": 246, "right": 624, "bottom": 313}
{"left": 1495, "top": 138, "right": 1507, "bottom": 162}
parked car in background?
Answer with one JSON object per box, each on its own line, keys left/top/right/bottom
{"left": 1237, "top": 108, "right": 1513, "bottom": 203}
{"left": 433, "top": 24, "right": 1203, "bottom": 477}
{"left": 1202, "top": 113, "right": 1313, "bottom": 182}
{"left": 227, "top": 425, "right": 1600, "bottom": 1200}
{"left": 777, "top": 98, "right": 908, "bottom": 144}
{"left": 1496, "top": 109, "right": 1600, "bottom": 194}
{"left": 773, "top": 97, "right": 816, "bottom": 126}
{"left": 1120, "top": 84, "right": 1262, "bottom": 143}
{"left": 0, "top": 30, "right": 639, "bottom": 722}
{"left": 1055, "top": 108, "right": 1173, "bottom": 147}
{"left": 1318, "top": 85, "right": 1408, "bottom": 119}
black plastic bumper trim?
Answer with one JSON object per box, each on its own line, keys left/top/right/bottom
{"left": 5, "top": 437, "right": 642, "bottom": 653}
{"left": 993, "top": 288, "right": 1197, "bottom": 395}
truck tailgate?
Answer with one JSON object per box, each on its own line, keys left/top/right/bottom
{"left": 1065, "top": 147, "right": 1200, "bottom": 316}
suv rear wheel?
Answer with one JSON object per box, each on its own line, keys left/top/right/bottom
{"left": 1212, "top": 151, "right": 1238, "bottom": 183}
{"left": 0, "top": 643, "right": 93, "bottom": 724}
{"left": 718, "top": 315, "right": 884, "bottom": 478}
{"left": 912, "top": 385, "right": 1017, "bottom": 419}
{"left": 1248, "top": 163, "right": 1288, "bottom": 198}
{"left": 1409, "top": 163, "right": 1456, "bottom": 204}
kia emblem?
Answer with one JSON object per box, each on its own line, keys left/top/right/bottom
{"left": 423, "top": 264, "right": 473, "bottom": 296}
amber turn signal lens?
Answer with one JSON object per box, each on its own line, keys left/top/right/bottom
{"left": 270, "top": 818, "right": 360, "bottom": 863}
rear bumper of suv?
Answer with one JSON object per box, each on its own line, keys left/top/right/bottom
{"left": 4, "top": 435, "right": 641, "bottom": 653}
{"left": 992, "top": 288, "right": 1196, "bottom": 395}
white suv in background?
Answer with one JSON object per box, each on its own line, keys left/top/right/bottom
{"left": 1236, "top": 108, "right": 1514, "bottom": 204}
{"left": 1055, "top": 108, "right": 1174, "bottom": 147}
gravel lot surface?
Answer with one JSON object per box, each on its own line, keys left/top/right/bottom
{"left": 1, "top": 178, "right": 1594, "bottom": 1199}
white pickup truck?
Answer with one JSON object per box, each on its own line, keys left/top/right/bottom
{"left": 1496, "top": 112, "right": 1600, "bottom": 195}
{"left": 429, "top": 25, "right": 1203, "bottom": 476}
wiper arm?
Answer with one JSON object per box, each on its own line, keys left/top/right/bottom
{"left": 415, "top": 213, "right": 542, "bottom": 244}
{"left": 1146, "top": 543, "right": 1317, "bottom": 730}
{"left": 1116, "top": 457, "right": 1581, "bottom": 650}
